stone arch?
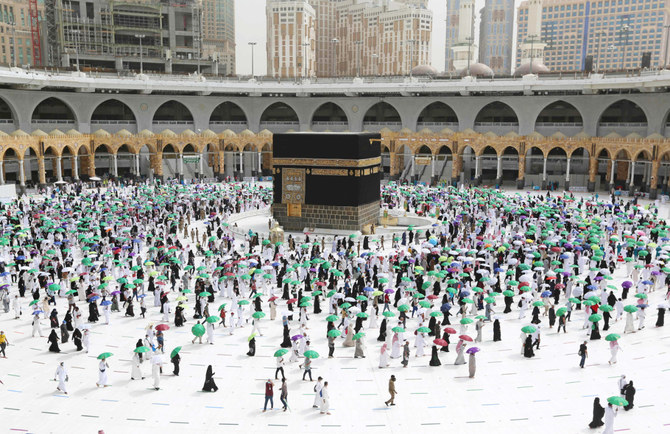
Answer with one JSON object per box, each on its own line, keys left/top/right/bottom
{"left": 416, "top": 102, "right": 459, "bottom": 129}
{"left": 43, "top": 146, "right": 58, "bottom": 182}
{"left": 261, "top": 143, "right": 273, "bottom": 176}
{"left": 93, "top": 144, "right": 114, "bottom": 177}
{"left": 632, "top": 148, "right": 652, "bottom": 162}
{"left": 477, "top": 145, "right": 499, "bottom": 157}
{"left": 209, "top": 101, "right": 249, "bottom": 130}
{"left": 260, "top": 102, "right": 299, "bottom": 131}
{"left": 535, "top": 100, "right": 584, "bottom": 136}
{"left": 43, "top": 144, "right": 62, "bottom": 158}
{"left": 0, "top": 96, "right": 17, "bottom": 130}
{"left": 91, "top": 99, "right": 137, "bottom": 124}
{"left": 310, "top": 102, "right": 349, "bottom": 131}
{"left": 415, "top": 145, "right": 432, "bottom": 156}
{"left": 152, "top": 101, "right": 194, "bottom": 123}
{"left": 116, "top": 144, "right": 134, "bottom": 178}
{"left": 363, "top": 102, "right": 401, "bottom": 132}
{"left": 597, "top": 100, "right": 648, "bottom": 136}
{"left": 460, "top": 144, "right": 477, "bottom": 182}
{"left": 31, "top": 97, "right": 77, "bottom": 124}
{"left": 395, "top": 144, "right": 412, "bottom": 179}
{"left": 474, "top": 102, "right": 519, "bottom": 134}
{"left": 1, "top": 147, "right": 20, "bottom": 183}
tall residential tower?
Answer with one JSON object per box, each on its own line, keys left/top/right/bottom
{"left": 479, "top": 0, "right": 514, "bottom": 75}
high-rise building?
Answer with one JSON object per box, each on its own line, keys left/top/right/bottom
{"left": 479, "top": 0, "right": 514, "bottom": 75}
{"left": 334, "top": 0, "right": 432, "bottom": 77}
{"left": 201, "top": 0, "right": 235, "bottom": 76}
{"left": 516, "top": 0, "right": 670, "bottom": 73}
{"left": 266, "top": 0, "right": 316, "bottom": 78}
{"left": 445, "top": 0, "right": 461, "bottom": 71}
{"left": 309, "top": 0, "right": 340, "bottom": 77}
{"left": 48, "top": 0, "right": 223, "bottom": 74}
{"left": 0, "top": 0, "right": 44, "bottom": 67}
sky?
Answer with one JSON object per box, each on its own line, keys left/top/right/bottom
{"left": 234, "top": 0, "right": 523, "bottom": 75}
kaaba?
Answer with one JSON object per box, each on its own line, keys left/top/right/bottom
{"left": 271, "top": 132, "right": 381, "bottom": 232}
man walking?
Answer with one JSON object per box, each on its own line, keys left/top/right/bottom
{"left": 263, "top": 379, "right": 274, "bottom": 412}
{"left": 313, "top": 377, "right": 323, "bottom": 408}
{"left": 384, "top": 375, "right": 397, "bottom": 406}
{"left": 300, "top": 356, "right": 313, "bottom": 381}
{"left": 578, "top": 341, "right": 588, "bottom": 368}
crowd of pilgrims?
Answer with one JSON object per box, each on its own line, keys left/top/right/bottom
{"left": 0, "top": 180, "right": 667, "bottom": 423}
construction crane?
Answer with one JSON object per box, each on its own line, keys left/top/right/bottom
{"left": 28, "top": 0, "right": 43, "bottom": 66}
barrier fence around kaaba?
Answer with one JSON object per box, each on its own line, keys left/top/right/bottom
{"left": 271, "top": 132, "right": 381, "bottom": 232}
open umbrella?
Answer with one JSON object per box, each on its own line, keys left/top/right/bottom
{"left": 274, "top": 349, "right": 289, "bottom": 357}
{"left": 459, "top": 334, "right": 473, "bottom": 342}
{"left": 466, "top": 347, "right": 480, "bottom": 354}
{"left": 433, "top": 338, "right": 447, "bottom": 346}
{"left": 607, "top": 396, "right": 628, "bottom": 407}
{"left": 391, "top": 326, "right": 405, "bottom": 333}
{"left": 97, "top": 352, "right": 113, "bottom": 360}
{"left": 303, "top": 350, "right": 319, "bottom": 359}
{"left": 382, "top": 311, "right": 396, "bottom": 318}
{"left": 252, "top": 311, "right": 266, "bottom": 319}
{"left": 352, "top": 332, "right": 365, "bottom": 340}
{"left": 134, "top": 346, "right": 151, "bottom": 353}
{"left": 521, "top": 325, "right": 537, "bottom": 334}
{"left": 206, "top": 316, "right": 219, "bottom": 324}
{"left": 605, "top": 333, "right": 620, "bottom": 341}
{"left": 170, "top": 346, "right": 182, "bottom": 358}
{"left": 327, "top": 329, "right": 342, "bottom": 338}
{"left": 443, "top": 327, "right": 457, "bottom": 334}
{"left": 155, "top": 324, "right": 170, "bottom": 331}
{"left": 588, "top": 313, "right": 603, "bottom": 322}
{"left": 191, "top": 323, "right": 205, "bottom": 337}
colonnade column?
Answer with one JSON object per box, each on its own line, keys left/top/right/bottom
{"left": 410, "top": 155, "right": 415, "bottom": 179}
{"left": 72, "top": 156, "right": 79, "bottom": 180}
{"left": 496, "top": 156, "right": 502, "bottom": 187}
{"left": 565, "top": 157, "right": 571, "bottom": 190}
{"left": 609, "top": 159, "right": 616, "bottom": 191}
{"left": 516, "top": 155, "right": 525, "bottom": 189}
{"left": 135, "top": 153, "right": 140, "bottom": 178}
{"left": 587, "top": 156, "right": 597, "bottom": 192}
{"left": 19, "top": 158, "right": 25, "bottom": 186}
{"left": 56, "top": 156, "right": 63, "bottom": 182}
{"left": 430, "top": 156, "right": 435, "bottom": 185}
{"left": 0, "top": 161, "right": 4, "bottom": 185}
{"left": 112, "top": 154, "right": 118, "bottom": 177}
{"left": 541, "top": 157, "right": 547, "bottom": 190}
{"left": 474, "top": 156, "right": 481, "bottom": 185}
{"left": 178, "top": 153, "right": 184, "bottom": 180}
{"left": 239, "top": 151, "right": 244, "bottom": 178}
{"left": 257, "top": 152, "right": 262, "bottom": 177}
{"left": 629, "top": 161, "right": 635, "bottom": 193}
{"left": 199, "top": 153, "right": 204, "bottom": 179}
{"left": 650, "top": 160, "right": 660, "bottom": 199}
{"left": 37, "top": 156, "right": 46, "bottom": 186}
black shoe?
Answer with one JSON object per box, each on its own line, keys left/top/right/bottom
{"left": 385, "top": 402, "right": 388, "bottom": 406}
{"left": 390, "top": 403, "right": 395, "bottom": 406}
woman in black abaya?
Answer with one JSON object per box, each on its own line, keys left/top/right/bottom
{"left": 202, "top": 365, "right": 218, "bottom": 392}
{"left": 588, "top": 397, "right": 605, "bottom": 428}
{"left": 523, "top": 335, "right": 534, "bottom": 358}
{"left": 47, "top": 329, "right": 61, "bottom": 353}
{"left": 493, "top": 318, "right": 501, "bottom": 342}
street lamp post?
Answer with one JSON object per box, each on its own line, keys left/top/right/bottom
{"left": 406, "top": 39, "right": 417, "bottom": 77}
{"left": 331, "top": 38, "right": 339, "bottom": 77}
{"left": 71, "top": 29, "right": 81, "bottom": 71}
{"left": 663, "top": 24, "right": 670, "bottom": 69}
{"left": 302, "top": 42, "right": 310, "bottom": 79}
{"left": 355, "top": 40, "right": 363, "bottom": 77}
{"left": 619, "top": 24, "right": 631, "bottom": 71}
{"left": 135, "top": 34, "right": 145, "bottom": 74}
{"left": 595, "top": 31, "right": 607, "bottom": 73}
{"left": 528, "top": 34, "right": 538, "bottom": 75}
{"left": 248, "top": 42, "right": 257, "bottom": 77}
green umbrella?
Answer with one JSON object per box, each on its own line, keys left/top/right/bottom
{"left": 397, "top": 304, "right": 410, "bottom": 312}
{"left": 325, "top": 315, "right": 339, "bottom": 322}
{"left": 97, "top": 352, "right": 113, "bottom": 360}
{"left": 556, "top": 307, "right": 567, "bottom": 316}
{"left": 206, "top": 315, "right": 219, "bottom": 324}
{"left": 429, "top": 311, "right": 443, "bottom": 317}
{"left": 327, "top": 329, "right": 342, "bottom": 338}
{"left": 65, "top": 290, "right": 77, "bottom": 295}
{"left": 391, "top": 326, "right": 405, "bottom": 333}
{"left": 521, "top": 326, "right": 536, "bottom": 334}
{"left": 502, "top": 290, "right": 515, "bottom": 297}
{"left": 356, "top": 312, "right": 369, "bottom": 318}
{"left": 29, "top": 299, "right": 39, "bottom": 306}
{"left": 382, "top": 311, "right": 396, "bottom": 317}
{"left": 170, "top": 346, "right": 182, "bottom": 358}
{"left": 417, "top": 327, "right": 430, "bottom": 333}
{"left": 48, "top": 283, "right": 60, "bottom": 291}
{"left": 623, "top": 305, "right": 638, "bottom": 313}
{"left": 599, "top": 305, "right": 613, "bottom": 312}
{"left": 532, "top": 301, "right": 545, "bottom": 307}
{"left": 303, "top": 350, "right": 319, "bottom": 359}
{"left": 274, "top": 349, "right": 289, "bottom": 357}
{"left": 252, "top": 311, "right": 266, "bottom": 319}
{"left": 605, "top": 333, "right": 620, "bottom": 342}
{"left": 238, "top": 300, "right": 250, "bottom": 306}
{"left": 607, "top": 396, "right": 628, "bottom": 407}
{"left": 352, "top": 332, "right": 365, "bottom": 340}
{"left": 134, "top": 346, "right": 151, "bottom": 353}
{"left": 460, "top": 318, "right": 473, "bottom": 325}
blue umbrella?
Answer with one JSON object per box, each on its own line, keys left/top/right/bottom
{"left": 89, "top": 296, "right": 100, "bottom": 301}
{"left": 101, "top": 300, "right": 112, "bottom": 306}
{"left": 0, "top": 272, "right": 8, "bottom": 276}
{"left": 32, "top": 310, "right": 44, "bottom": 315}
{"left": 363, "top": 286, "right": 374, "bottom": 292}
{"left": 641, "top": 280, "right": 653, "bottom": 285}
{"left": 541, "top": 290, "right": 552, "bottom": 297}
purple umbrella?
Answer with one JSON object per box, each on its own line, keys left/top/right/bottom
{"left": 384, "top": 289, "right": 394, "bottom": 294}
{"left": 621, "top": 281, "right": 633, "bottom": 289}
{"left": 291, "top": 334, "right": 303, "bottom": 341}
{"left": 466, "top": 347, "right": 480, "bottom": 354}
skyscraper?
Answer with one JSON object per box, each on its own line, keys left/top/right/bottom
{"left": 266, "top": 0, "right": 316, "bottom": 78}
{"left": 479, "top": 0, "right": 514, "bottom": 75}
{"left": 201, "top": 0, "right": 236, "bottom": 76}
{"left": 309, "top": 0, "right": 341, "bottom": 77}
{"left": 516, "top": 0, "right": 670, "bottom": 73}
{"left": 334, "top": 0, "right": 432, "bottom": 77}
{"left": 445, "top": 0, "right": 461, "bottom": 71}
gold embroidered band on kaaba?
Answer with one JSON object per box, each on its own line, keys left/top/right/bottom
{"left": 272, "top": 157, "right": 381, "bottom": 168}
